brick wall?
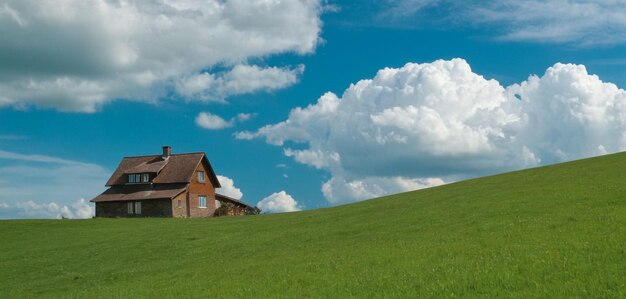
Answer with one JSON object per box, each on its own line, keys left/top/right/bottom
{"left": 171, "top": 192, "right": 187, "bottom": 218}
{"left": 187, "top": 161, "right": 216, "bottom": 218}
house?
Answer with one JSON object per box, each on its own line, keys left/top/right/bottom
{"left": 90, "top": 146, "right": 259, "bottom": 217}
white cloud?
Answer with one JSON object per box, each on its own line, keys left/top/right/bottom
{"left": 0, "top": 198, "right": 94, "bottom": 219}
{"left": 216, "top": 175, "right": 243, "bottom": 200}
{"left": 196, "top": 111, "right": 257, "bottom": 130}
{"left": 380, "top": 0, "right": 440, "bottom": 19}
{"left": 0, "top": 149, "right": 88, "bottom": 164}
{"left": 507, "top": 62, "right": 626, "bottom": 162}
{"left": 378, "top": 0, "right": 626, "bottom": 46}
{"left": 0, "top": 1, "right": 322, "bottom": 112}
{"left": 236, "top": 113, "right": 256, "bottom": 122}
{"left": 470, "top": 0, "right": 626, "bottom": 45}
{"left": 284, "top": 149, "right": 340, "bottom": 170}
{"left": 72, "top": 198, "right": 94, "bottom": 219}
{"left": 175, "top": 64, "right": 304, "bottom": 101}
{"left": 240, "top": 58, "right": 626, "bottom": 203}
{"left": 256, "top": 191, "right": 300, "bottom": 213}
{"left": 322, "top": 176, "right": 444, "bottom": 204}
{"left": 0, "top": 150, "right": 108, "bottom": 218}
{"left": 196, "top": 112, "right": 234, "bottom": 130}
{"left": 233, "top": 131, "right": 257, "bottom": 140}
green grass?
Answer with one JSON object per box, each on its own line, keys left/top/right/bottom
{"left": 1, "top": 153, "right": 625, "bottom": 298}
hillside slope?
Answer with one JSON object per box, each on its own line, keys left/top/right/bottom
{"left": 1, "top": 153, "right": 625, "bottom": 298}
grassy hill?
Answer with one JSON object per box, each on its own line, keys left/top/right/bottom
{"left": 1, "top": 153, "right": 625, "bottom": 298}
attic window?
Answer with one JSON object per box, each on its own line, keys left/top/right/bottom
{"left": 128, "top": 174, "right": 141, "bottom": 183}
{"left": 198, "top": 171, "right": 205, "bottom": 183}
{"left": 128, "top": 173, "right": 150, "bottom": 183}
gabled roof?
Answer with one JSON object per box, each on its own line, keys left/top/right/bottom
{"left": 91, "top": 184, "right": 187, "bottom": 202}
{"left": 106, "top": 152, "right": 220, "bottom": 187}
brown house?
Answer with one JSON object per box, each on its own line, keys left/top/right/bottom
{"left": 91, "top": 146, "right": 259, "bottom": 218}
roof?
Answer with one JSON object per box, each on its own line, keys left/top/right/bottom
{"left": 105, "top": 152, "right": 220, "bottom": 187}
{"left": 124, "top": 156, "right": 168, "bottom": 174}
{"left": 216, "top": 193, "right": 259, "bottom": 210}
{"left": 91, "top": 184, "right": 187, "bottom": 202}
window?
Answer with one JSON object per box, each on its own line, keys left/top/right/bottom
{"left": 199, "top": 196, "right": 207, "bottom": 208}
{"left": 135, "top": 201, "right": 142, "bottom": 215}
{"left": 128, "top": 174, "right": 141, "bottom": 183}
{"left": 197, "top": 171, "right": 205, "bottom": 183}
{"left": 128, "top": 201, "right": 142, "bottom": 215}
{"left": 178, "top": 199, "right": 182, "bottom": 209}
{"left": 129, "top": 174, "right": 149, "bottom": 183}
{"left": 215, "top": 200, "right": 221, "bottom": 209}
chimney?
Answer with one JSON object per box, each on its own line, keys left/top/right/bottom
{"left": 162, "top": 146, "right": 171, "bottom": 159}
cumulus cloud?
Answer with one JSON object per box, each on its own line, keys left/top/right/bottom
{"left": 0, "top": 0, "right": 322, "bottom": 112}
{"left": 0, "top": 149, "right": 108, "bottom": 218}
{"left": 239, "top": 58, "right": 626, "bottom": 203}
{"left": 196, "top": 111, "right": 256, "bottom": 130}
{"left": 0, "top": 198, "right": 94, "bottom": 219}
{"left": 216, "top": 175, "right": 243, "bottom": 200}
{"left": 196, "top": 112, "right": 234, "bottom": 130}
{"left": 256, "top": 191, "right": 301, "bottom": 213}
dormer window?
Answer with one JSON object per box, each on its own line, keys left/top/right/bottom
{"left": 128, "top": 173, "right": 150, "bottom": 183}
{"left": 128, "top": 174, "right": 140, "bottom": 183}
{"left": 198, "top": 171, "right": 205, "bottom": 183}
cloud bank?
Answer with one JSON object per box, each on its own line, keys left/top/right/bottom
{"left": 0, "top": 0, "right": 322, "bottom": 112}
{"left": 0, "top": 198, "right": 93, "bottom": 219}
{"left": 239, "top": 58, "right": 626, "bottom": 204}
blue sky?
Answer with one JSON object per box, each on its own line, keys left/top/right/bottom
{"left": 1, "top": 0, "right": 626, "bottom": 218}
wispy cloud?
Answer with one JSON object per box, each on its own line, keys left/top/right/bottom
{"left": 587, "top": 58, "right": 626, "bottom": 66}
{"left": 471, "top": 0, "right": 626, "bottom": 46}
{"left": 373, "top": 0, "right": 626, "bottom": 46}
{"left": 0, "top": 150, "right": 87, "bottom": 164}
{"left": 0, "top": 134, "right": 28, "bottom": 141}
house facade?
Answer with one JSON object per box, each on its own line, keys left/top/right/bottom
{"left": 91, "top": 146, "right": 259, "bottom": 218}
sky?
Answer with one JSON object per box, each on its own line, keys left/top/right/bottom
{"left": 1, "top": 0, "right": 626, "bottom": 218}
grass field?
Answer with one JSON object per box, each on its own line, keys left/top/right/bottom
{"left": 1, "top": 153, "right": 625, "bottom": 298}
